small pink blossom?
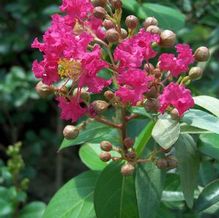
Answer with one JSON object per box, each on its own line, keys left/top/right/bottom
{"left": 114, "top": 38, "right": 143, "bottom": 69}
{"left": 60, "top": 0, "right": 93, "bottom": 20}
{"left": 116, "top": 69, "right": 153, "bottom": 105}
{"left": 57, "top": 96, "right": 87, "bottom": 122}
{"left": 133, "top": 29, "right": 160, "bottom": 61}
{"left": 159, "top": 44, "right": 194, "bottom": 77}
{"left": 159, "top": 82, "right": 194, "bottom": 116}
{"left": 79, "top": 46, "right": 111, "bottom": 93}
{"left": 114, "top": 29, "right": 160, "bottom": 69}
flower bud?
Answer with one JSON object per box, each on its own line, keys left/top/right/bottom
{"left": 92, "top": 0, "right": 107, "bottom": 7}
{"left": 121, "top": 28, "right": 128, "bottom": 39}
{"left": 106, "top": 29, "right": 120, "bottom": 43}
{"left": 189, "top": 67, "right": 203, "bottom": 80}
{"left": 104, "top": 90, "right": 115, "bottom": 100}
{"left": 103, "top": 19, "right": 115, "bottom": 30}
{"left": 121, "top": 163, "right": 135, "bottom": 176}
{"left": 93, "top": 6, "right": 107, "bottom": 19}
{"left": 143, "top": 17, "right": 158, "bottom": 29}
{"left": 124, "top": 137, "right": 134, "bottom": 148}
{"left": 167, "top": 156, "right": 177, "bottom": 169}
{"left": 160, "top": 30, "right": 176, "bottom": 47}
{"left": 144, "top": 99, "right": 160, "bottom": 113}
{"left": 170, "top": 108, "right": 180, "bottom": 120}
{"left": 144, "top": 63, "right": 155, "bottom": 72}
{"left": 63, "top": 125, "right": 79, "bottom": 140}
{"left": 110, "top": 0, "right": 122, "bottom": 9}
{"left": 91, "top": 100, "right": 109, "bottom": 114}
{"left": 35, "top": 81, "right": 54, "bottom": 98}
{"left": 99, "top": 152, "right": 111, "bottom": 162}
{"left": 146, "top": 25, "right": 161, "bottom": 35}
{"left": 125, "top": 151, "right": 136, "bottom": 160}
{"left": 194, "top": 46, "right": 210, "bottom": 62}
{"left": 156, "top": 159, "right": 168, "bottom": 169}
{"left": 125, "top": 15, "right": 139, "bottom": 29}
{"left": 145, "top": 86, "right": 158, "bottom": 99}
{"left": 100, "top": 141, "right": 112, "bottom": 151}
{"left": 153, "top": 68, "right": 162, "bottom": 79}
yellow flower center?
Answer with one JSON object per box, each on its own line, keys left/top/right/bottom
{"left": 58, "top": 58, "right": 81, "bottom": 80}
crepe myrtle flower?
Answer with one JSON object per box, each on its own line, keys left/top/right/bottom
{"left": 32, "top": 0, "right": 209, "bottom": 125}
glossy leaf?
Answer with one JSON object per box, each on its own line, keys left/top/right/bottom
{"left": 152, "top": 114, "right": 180, "bottom": 149}
{"left": 122, "top": 0, "right": 139, "bottom": 12}
{"left": 79, "top": 143, "right": 119, "bottom": 171}
{"left": 175, "top": 134, "right": 200, "bottom": 208}
{"left": 43, "top": 171, "right": 99, "bottom": 218}
{"left": 134, "top": 120, "right": 155, "bottom": 156}
{"left": 139, "top": 3, "right": 185, "bottom": 32}
{"left": 194, "top": 95, "right": 219, "bottom": 117}
{"left": 180, "top": 124, "right": 210, "bottom": 134}
{"left": 183, "top": 109, "right": 219, "bottom": 134}
{"left": 122, "top": 2, "right": 185, "bottom": 32}
{"left": 79, "top": 143, "right": 107, "bottom": 171}
{"left": 199, "top": 134, "right": 219, "bottom": 160}
{"left": 129, "top": 106, "right": 152, "bottom": 119}
{"left": 199, "top": 161, "right": 217, "bottom": 186}
{"left": 135, "top": 163, "right": 165, "bottom": 218}
{"left": 60, "top": 121, "right": 120, "bottom": 150}
{"left": 19, "top": 202, "right": 46, "bottom": 218}
{"left": 94, "top": 162, "right": 139, "bottom": 218}
{"left": 195, "top": 179, "right": 219, "bottom": 212}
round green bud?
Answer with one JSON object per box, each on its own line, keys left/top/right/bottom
{"left": 189, "top": 67, "right": 203, "bottom": 80}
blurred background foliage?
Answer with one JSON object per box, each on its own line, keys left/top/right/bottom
{"left": 0, "top": 0, "right": 219, "bottom": 217}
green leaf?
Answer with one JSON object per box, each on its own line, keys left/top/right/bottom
{"left": 175, "top": 134, "right": 200, "bottom": 208}
{"left": 199, "top": 161, "right": 217, "bottom": 186}
{"left": 19, "top": 202, "right": 46, "bottom": 218}
{"left": 183, "top": 109, "right": 219, "bottom": 134}
{"left": 122, "top": 0, "right": 139, "bottom": 12}
{"left": 94, "top": 162, "right": 139, "bottom": 218}
{"left": 195, "top": 179, "right": 219, "bottom": 212}
{"left": 79, "top": 143, "right": 119, "bottom": 171}
{"left": 139, "top": 3, "right": 185, "bottom": 32}
{"left": 134, "top": 120, "right": 155, "bottom": 156}
{"left": 194, "top": 96, "right": 219, "bottom": 117}
{"left": 180, "top": 124, "right": 210, "bottom": 134}
{"left": 156, "top": 204, "right": 175, "bottom": 218}
{"left": 0, "top": 199, "right": 13, "bottom": 217}
{"left": 127, "top": 118, "right": 148, "bottom": 139}
{"left": 122, "top": 2, "right": 185, "bottom": 32}
{"left": 162, "top": 191, "right": 184, "bottom": 202}
{"left": 129, "top": 106, "right": 152, "bottom": 119}
{"left": 135, "top": 163, "right": 165, "bottom": 218}
{"left": 152, "top": 114, "right": 180, "bottom": 149}
{"left": 60, "top": 121, "right": 120, "bottom": 150}
{"left": 43, "top": 171, "right": 99, "bottom": 218}
{"left": 199, "top": 134, "right": 219, "bottom": 160}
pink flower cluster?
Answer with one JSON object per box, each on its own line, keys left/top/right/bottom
{"left": 114, "top": 29, "right": 159, "bottom": 105}
{"left": 159, "top": 83, "right": 194, "bottom": 116}
{"left": 159, "top": 44, "right": 194, "bottom": 77}
{"left": 32, "top": 0, "right": 111, "bottom": 122}
{"left": 32, "top": 0, "right": 196, "bottom": 122}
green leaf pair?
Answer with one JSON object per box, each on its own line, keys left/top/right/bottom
{"left": 43, "top": 161, "right": 165, "bottom": 218}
